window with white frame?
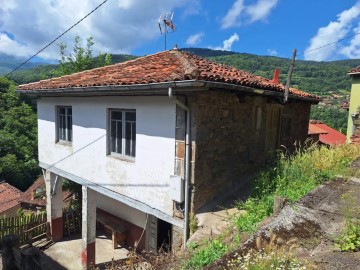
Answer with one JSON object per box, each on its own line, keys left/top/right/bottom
{"left": 57, "top": 106, "right": 72, "bottom": 143}
{"left": 109, "top": 109, "right": 136, "bottom": 158}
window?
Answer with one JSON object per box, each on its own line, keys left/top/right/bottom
{"left": 57, "top": 106, "right": 72, "bottom": 143}
{"left": 109, "top": 109, "right": 136, "bottom": 158}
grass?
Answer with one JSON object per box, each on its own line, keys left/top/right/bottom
{"left": 183, "top": 143, "right": 360, "bottom": 269}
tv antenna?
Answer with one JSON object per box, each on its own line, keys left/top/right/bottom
{"left": 158, "top": 12, "right": 176, "bottom": 50}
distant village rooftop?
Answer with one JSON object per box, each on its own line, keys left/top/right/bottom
{"left": 17, "top": 49, "right": 319, "bottom": 101}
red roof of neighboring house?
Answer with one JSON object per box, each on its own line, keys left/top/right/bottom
{"left": 308, "top": 124, "right": 328, "bottom": 135}
{"left": 18, "top": 176, "right": 73, "bottom": 207}
{"left": 308, "top": 120, "right": 346, "bottom": 145}
{"left": 0, "top": 182, "right": 23, "bottom": 214}
{"left": 17, "top": 50, "right": 319, "bottom": 100}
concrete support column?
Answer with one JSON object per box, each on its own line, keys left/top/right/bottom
{"left": 45, "top": 171, "right": 63, "bottom": 242}
{"left": 81, "top": 186, "right": 96, "bottom": 269}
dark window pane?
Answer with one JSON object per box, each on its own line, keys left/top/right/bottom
{"left": 59, "top": 108, "right": 65, "bottom": 115}
{"left": 125, "top": 112, "right": 136, "bottom": 121}
{"left": 116, "top": 121, "right": 122, "bottom": 154}
{"left": 111, "top": 111, "right": 122, "bottom": 120}
{"left": 125, "top": 122, "right": 131, "bottom": 156}
{"left": 132, "top": 123, "right": 136, "bottom": 157}
{"left": 67, "top": 107, "right": 72, "bottom": 116}
{"left": 111, "top": 121, "right": 116, "bottom": 152}
{"left": 67, "top": 115, "right": 72, "bottom": 141}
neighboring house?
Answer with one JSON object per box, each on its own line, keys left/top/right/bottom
{"left": 0, "top": 181, "right": 23, "bottom": 217}
{"left": 347, "top": 67, "right": 360, "bottom": 142}
{"left": 18, "top": 176, "right": 72, "bottom": 213}
{"left": 17, "top": 49, "right": 319, "bottom": 268}
{"left": 308, "top": 120, "right": 346, "bottom": 146}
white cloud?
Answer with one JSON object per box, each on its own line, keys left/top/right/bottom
{"left": 340, "top": 24, "right": 360, "bottom": 58}
{"left": 221, "top": 0, "right": 245, "bottom": 29}
{"left": 213, "top": 33, "right": 239, "bottom": 51}
{"left": 0, "top": 0, "right": 193, "bottom": 60}
{"left": 186, "top": 32, "right": 204, "bottom": 46}
{"left": 220, "top": 0, "right": 277, "bottom": 29}
{"left": 305, "top": 2, "right": 360, "bottom": 61}
{"left": 267, "top": 48, "right": 278, "bottom": 56}
{"left": 246, "top": 0, "right": 278, "bottom": 23}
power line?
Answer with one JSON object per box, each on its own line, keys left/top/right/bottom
{"left": 299, "top": 31, "right": 360, "bottom": 56}
{"left": 3, "top": 0, "right": 109, "bottom": 78}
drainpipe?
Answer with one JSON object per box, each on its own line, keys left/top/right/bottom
{"left": 168, "top": 87, "right": 190, "bottom": 250}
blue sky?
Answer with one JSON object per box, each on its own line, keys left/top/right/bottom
{"left": 1, "top": 0, "right": 360, "bottom": 62}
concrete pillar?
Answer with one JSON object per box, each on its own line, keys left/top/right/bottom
{"left": 81, "top": 186, "right": 96, "bottom": 269}
{"left": 45, "top": 171, "right": 63, "bottom": 242}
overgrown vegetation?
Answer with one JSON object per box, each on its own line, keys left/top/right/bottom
{"left": 226, "top": 231, "right": 315, "bottom": 270}
{"left": 183, "top": 143, "right": 360, "bottom": 269}
{"left": 336, "top": 190, "right": 360, "bottom": 252}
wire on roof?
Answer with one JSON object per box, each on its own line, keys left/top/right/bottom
{"left": 3, "top": 0, "right": 109, "bottom": 78}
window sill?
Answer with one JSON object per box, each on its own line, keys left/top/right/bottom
{"left": 108, "top": 153, "right": 135, "bottom": 163}
{"left": 56, "top": 140, "right": 72, "bottom": 147}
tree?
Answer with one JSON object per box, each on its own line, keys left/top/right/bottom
{"left": 0, "top": 77, "right": 39, "bottom": 190}
{"left": 59, "top": 36, "right": 112, "bottom": 75}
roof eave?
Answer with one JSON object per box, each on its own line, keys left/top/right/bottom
{"left": 16, "top": 80, "right": 319, "bottom": 102}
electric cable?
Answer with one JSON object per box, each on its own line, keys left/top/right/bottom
{"left": 3, "top": 0, "right": 109, "bottom": 78}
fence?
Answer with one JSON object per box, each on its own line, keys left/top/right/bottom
{"left": 0, "top": 213, "right": 47, "bottom": 247}
{"left": 63, "top": 209, "right": 82, "bottom": 236}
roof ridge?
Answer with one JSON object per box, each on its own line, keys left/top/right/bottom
{"left": 171, "top": 50, "right": 199, "bottom": 79}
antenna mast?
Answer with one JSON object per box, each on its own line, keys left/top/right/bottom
{"left": 158, "top": 12, "right": 176, "bottom": 50}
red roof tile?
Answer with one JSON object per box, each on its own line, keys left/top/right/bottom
{"left": 308, "top": 121, "right": 346, "bottom": 145}
{"left": 18, "top": 50, "right": 318, "bottom": 100}
{"left": 308, "top": 124, "right": 328, "bottom": 135}
{"left": 0, "top": 182, "right": 23, "bottom": 214}
{"left": 18, "top": 176, "right": 72, "bottom": 207}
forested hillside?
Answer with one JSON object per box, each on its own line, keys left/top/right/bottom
{"left": 0, "top": 77, "right": 39, "bottom": 191}
{"left": 182, "top": 48, "right": 360, "bottom": 96}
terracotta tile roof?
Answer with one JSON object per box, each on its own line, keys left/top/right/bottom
{"left": 18, "top": 50, "right": 318, "bottom": 100}
{"left": 308, "top": 121, "right": 346, "bottom": 145}
{"left": 0, "top": 182, "right": 23, "bottom": 214}
{"left": 18, "top": 176, "right": 72, "bottom": 207}
{"left": 349, "top": 66, "right": 360, "bottom": 74}
{"left": 308, "top": 124, "right": 328, "bottom": 135}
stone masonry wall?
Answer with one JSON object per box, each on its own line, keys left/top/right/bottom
{"left": 190, "top": 91, "right": 312, "bottom": 212}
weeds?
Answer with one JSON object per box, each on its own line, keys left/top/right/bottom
{"left": 336, "top": 191, "right": 360, "bottom": 252}
{"left": 226, "top": 231, "right": 315, "bottom": 270}
{"left": 235, "top": 144, "right": 360, "bottom": 236}
{"left": 182, "top": 239, "right": 228, "bottom": 269}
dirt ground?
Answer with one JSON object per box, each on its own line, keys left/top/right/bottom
{"left": 206, "top": 176, "right": 360, "bottom": 269}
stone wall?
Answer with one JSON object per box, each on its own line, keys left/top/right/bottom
{"left": 189, "top": 91, "right": 312, "bottom": 212}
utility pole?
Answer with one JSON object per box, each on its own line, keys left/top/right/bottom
{"left": 158, "top": 12, "right": 176, "bottom": 51}
{"left": 284, "top": 48, "right": 297, "bottom": 103}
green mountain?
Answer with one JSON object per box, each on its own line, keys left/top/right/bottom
{"left": 6, "top": 54, "right": 136, "bottom": 85}
{"left": 0, "top": 53, "right": 50, "bottom": 76}
{"left": 6, "top": 48, "right": 360, "bottom": 98}
{"left": 182, "top": 48, "right": 360, "bottom": 97}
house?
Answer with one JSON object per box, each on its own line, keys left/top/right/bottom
{"left": 347, "top": 66, "right": 360, "bottom": 142}
{"left": 308, "top": 120, "right": 346, "bottom": 146}
{"left": 17, "top": 49, "right": 319, "bottom": 268}
{"left": 18, "top": 176, "right": 73, "bottom": 213}
{"left": 0, "top": 181, "right": 23, "bottom": 217}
